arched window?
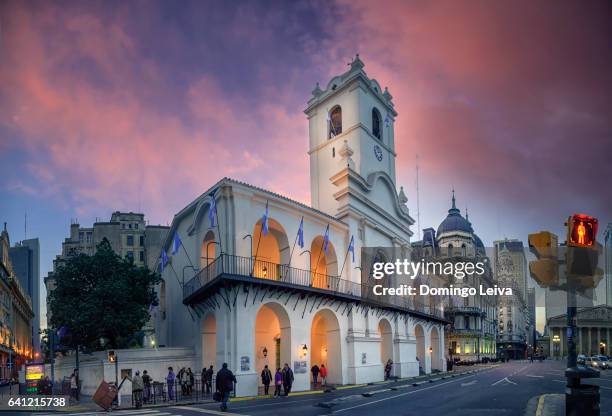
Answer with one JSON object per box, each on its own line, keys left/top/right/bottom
{"left": 372, "top": 108, "right": 382, "bottom": 140}
{"left": 447, "top": 244, "right": 453, "bottom": 257}
{"left": 461, "top": 244, "right": 467, "bottom": 257}
{"left": 329, "top": 106, "right": 342, "bottom": 138}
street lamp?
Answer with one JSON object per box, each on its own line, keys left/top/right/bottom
{"left": 552, "top": 334, "right": 561, "bottom": 358}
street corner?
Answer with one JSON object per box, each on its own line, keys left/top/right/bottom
{"left": 525, "top": 393, "right": 564, "bottom": 416}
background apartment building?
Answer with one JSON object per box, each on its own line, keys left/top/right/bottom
{"left": 44, "top": 212, "right": 169, "bottom": 328}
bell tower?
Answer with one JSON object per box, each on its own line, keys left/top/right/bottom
{"left": 304, "top": 55, "right": 399, "bottom": 215}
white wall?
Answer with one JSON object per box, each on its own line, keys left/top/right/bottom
{"left": 45, "top": 347, "right": 196, "bottom": 396}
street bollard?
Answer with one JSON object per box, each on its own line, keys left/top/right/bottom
{"left": 566, "top": 384, "right": 600, "bottom": 416}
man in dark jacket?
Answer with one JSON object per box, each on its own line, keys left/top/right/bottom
{"left": 282, "top": 363, "right": 294, "bottom": 396}
{"left": 216, "top": 363, "right": 237, "bottom": 411}
{"left": 311, "top": 364, "right": 320, "bottom": 386}
{"left": 261, "top": 365, "right": 272, "bottom": 395}
{"left": 204, "top": 365, "right": 214, "bottom": 394}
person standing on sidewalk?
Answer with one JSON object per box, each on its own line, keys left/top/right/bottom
{"left": 282, "top": 363, "right": 294, "bottom": 396}
{"left": 132, "top": 370, "right": 144, "bottom": 409}
{"left": 273, "top": 368, "right": 282, "bottom": 397}
{"left": 261, "top": 365, "right": 272, "bottom": 395}
{"left": 142, "top": 370, "right": 151, "bottom": 403}
{"left": 320, "top": 364, "right": 327, "bottom": 386}
{"left": 205, "top": 365, "right": 214, "bottom": 394}
{"left": 166, "top": 367, "right": 176, "bottom": 401}
{"left": 311, "top": 364, "right": 320, "bottom": 386}
{"left": 215, "top": 363, "right": 237, "bottom": 412}
{"left": 69, "top": 369, "right": 79, "bottom": 403}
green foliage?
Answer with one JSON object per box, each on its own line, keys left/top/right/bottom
{"left": 49, "top": 238, "right": 161, "bottom": 350}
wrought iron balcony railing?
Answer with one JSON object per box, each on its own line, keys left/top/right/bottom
{"left": 182, "top": 254, "right": 446, "bottom": 320}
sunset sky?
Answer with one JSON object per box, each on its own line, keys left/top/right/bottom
{"left": 1, "top": 0, "right": 611, "bottom": 322}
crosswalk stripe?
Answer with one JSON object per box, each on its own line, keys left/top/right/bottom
{"left": 172, "top": 405, "right": 248, "bottom": 416}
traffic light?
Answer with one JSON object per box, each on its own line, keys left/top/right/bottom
{"left": 108, "top": 350, "right": 116, "bottom": 363}
{"left": 565, "top": 214, "right": 602, "bottom": 287}
{"left": 528, "top": 231, "right": 559, "bottom": 288}
{"left": 567, "top": 214, "right": 598, "bottom": 247}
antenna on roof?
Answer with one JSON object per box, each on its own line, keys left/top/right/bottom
{"left": 24, "top": 211, "right": 27, "bottom": 241}
{"left": 415, "top": 154, "right": 421, "bottom": 241}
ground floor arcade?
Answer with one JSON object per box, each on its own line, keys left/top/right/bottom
{"left": 190, "top": 284, "right": 447, "bottom": 397}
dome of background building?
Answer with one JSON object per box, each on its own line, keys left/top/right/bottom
{"left": 437, "top": 191, "right": 473, "bottom": 236}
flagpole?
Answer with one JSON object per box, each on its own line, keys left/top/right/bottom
{"left": 338, "top": 237, "right": 353, "bottom": 278}
{"left": 212, "top": 193, "right": 224, "bottom": 256}
{"left": 179, "top": 239, "right": 196, "bottom": 271}
{"left": 287, "top": 216, "right": 303, "bottom": 270}
{"left": 253, "top": 201, "right": 268, "bottom": 272}
{"left": 313, "top": 224, "right": 328, "bottom": 277}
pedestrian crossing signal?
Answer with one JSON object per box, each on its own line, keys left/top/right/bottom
{"left": 567, "top": 214, "right": 598, "bottom": 247}
{"left": 108, "top": 350, "right": 116, "bottom": 363}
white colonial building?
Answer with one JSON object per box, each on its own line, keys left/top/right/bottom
{"left": 155, "top": 56, "right": 447, "bottom": 397}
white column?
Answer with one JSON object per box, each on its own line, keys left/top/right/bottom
{"left": 588, "top": 327, "right": 592, "bottom": 356}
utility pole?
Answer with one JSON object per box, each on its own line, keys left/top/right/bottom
{"left": 415, "top": 154, "right": 421, "bottom": 241}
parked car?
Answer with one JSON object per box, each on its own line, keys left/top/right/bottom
{"left": 577, "top": 354, "right": 587, "bottom": 365}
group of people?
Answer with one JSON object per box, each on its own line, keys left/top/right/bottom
{"left": 259, "top": 363, "right": 295, "bottom": 397}
{"left": 309, "top": 363, "right": 328, "bottom": 386}
{"left": 130, "top": 370, "right": 153, "bottom": 408}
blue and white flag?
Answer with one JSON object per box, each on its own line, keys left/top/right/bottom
{"left": 297, "top": 217, "right": 304, "bottom": 249}
{"left": 209, "top": 194, "right": 217, "bottom": 228}
{"left": 57, "top": 326, "right": 68, "bottom": 340}
{"left": 384, "top": 113, "right": 391, "bottom": 127}
{"left": 323, "top": 224, "right": 330, "bottom": 254}
{"left": 262, "top": 202, "right": 269, "bottom": 236}
{"left": 160, "top": 250, "right": 169, "bottom": 272}
{"left": 172, "top": 231, "right": 181, "bottom": 255}
{"left": 348, "top": 235, "right": 355, "bottom": 263}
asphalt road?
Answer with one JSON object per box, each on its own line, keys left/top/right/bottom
{"left": 17, "top": 360, "right": 612, "bottom": 416}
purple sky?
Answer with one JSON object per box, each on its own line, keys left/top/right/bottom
{"left": 1, "top": 1, "right": 611, "bottom": 323}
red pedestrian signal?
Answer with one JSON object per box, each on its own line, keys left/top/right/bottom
{"left": 567, "top": 214, "right": 598, "bottom": 247}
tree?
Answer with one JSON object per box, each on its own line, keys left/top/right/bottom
{"left": 49, "top": 238, "right": 161, "bottom": 351}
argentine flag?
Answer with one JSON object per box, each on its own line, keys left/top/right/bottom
{"left": 172, "top": 231, "right": 182, "bottom": 255}
{"left": 209, "top": 194, "right": 217, "bottom": 227}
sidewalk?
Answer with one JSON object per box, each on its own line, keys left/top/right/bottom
{"left": 59, "top": 364, "right": 497, "bottom": 413}
{"left": 525, "top": 394, "right": 564, "bottom": 416}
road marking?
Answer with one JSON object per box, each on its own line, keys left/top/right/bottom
{"left": 331, "top": 373, "right": 480, "bottom": 414}
{"left": 172, "top": 405, "right": 248, "bottom": 416}
{"left": 492, "top": 377, "right": 517, "bottom": 386}
{"left": 49, "top": 412, "right": 173, "bottom": 416}
{"left": 460, "top": 380, "right": 477, "bottom": 387}
{"left": 526, "top": 375, "right": 545, "bottom": 378}
{"left": 227, "top": 396, "right": 321, "bottom": 410}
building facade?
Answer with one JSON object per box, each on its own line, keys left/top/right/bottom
{"left": 156, "top": 56, "right": 448, "bottom": 397}
{"left": 0, "top": 223, "right": 34, "bottom": 380}
{"left": 494, "top": 240, "right": 529, "bottom": 359}
{"left": 548, "top": 305, "right": 612, "bottom": 358}
{"left": 605, "top": 223, "right": 612, "bottom": 306}
{"left": 9, "top": 238, "right": 40, "bottom": 354}
{"left": 44, "top": 212, "right": 169, "bottom": 339}
{"left": 411, "top": 195, "right": 498, "bottom": 363}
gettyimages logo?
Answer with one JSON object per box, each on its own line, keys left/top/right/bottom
{"left": 360, "top": 247, "right": 511, "bottom": 301}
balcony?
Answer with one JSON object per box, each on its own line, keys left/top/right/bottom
{"left": 183, "top": 254, "right": 448, "bottom": 322}
{"left": 446, "top": 306, "right": 484, "bottom": 316}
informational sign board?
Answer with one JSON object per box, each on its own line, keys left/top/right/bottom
{"left": 294, "top": 361, "right": 307, "bottom": 374}
{"left": 25, "top": 363, "right": 45, "bottom": 394}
